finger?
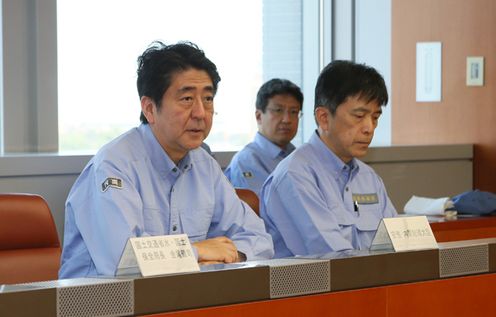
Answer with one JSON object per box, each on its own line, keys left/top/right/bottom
{"left": 212, "top": 236, "right": 233, "bottom": 244}
{"left": 199, "top": 260, "right": 223, "bottom": 265}
{"left": 223, "top": 248, "right": 239, "bottom": 263}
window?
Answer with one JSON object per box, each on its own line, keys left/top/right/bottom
{"left": 57, "top": 0, "right": 304, "bottom": 152}
{"left": 1, "top": 1, "right": 390, "bottom": 154}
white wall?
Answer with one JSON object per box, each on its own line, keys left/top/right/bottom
{"left": 0, "top": 154, "right": 91, "bottom": 241}
{"left": 0, "top": 146, "right": 472, "bottom": 242}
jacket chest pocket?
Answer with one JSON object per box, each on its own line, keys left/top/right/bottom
{"left": 143, "top": 207, "right": 167, "bottom": 235}
{"left": 330, "top": 203, "right": 382, "bottom": 232}
{"left": 355, "top": 204, "right": 383, "bottom": 232}
{"left": 179, "top": 204, "right": 214, "bottom": 242}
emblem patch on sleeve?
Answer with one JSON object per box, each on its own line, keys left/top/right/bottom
{"left": 101, "top": 177, "right": 123, "bottom": 192}
{"left": 242, "top": 171, "right": 253, "bottom": 178}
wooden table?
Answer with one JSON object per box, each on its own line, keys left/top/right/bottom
{"left": 429, "top": 215, "right": 496, "bottom": 242}
{"left": 146, "top": 272, "right": 496, "bottom": 317}
{"left": 139, "top": 216, "right": 496, "bottom": 317}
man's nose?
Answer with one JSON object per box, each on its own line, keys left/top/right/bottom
{"left": 281, "top": 109, "right": 292, "bottom": 122}
{"left": 191, "top": 97, "right": 206, "bottom": 119}
{"left": 362, "top": 116, "right": 375, "bottom": 134}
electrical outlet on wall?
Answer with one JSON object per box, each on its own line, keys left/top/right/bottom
{"left": 466, "top": 56, "right": 484, "bottom": 86}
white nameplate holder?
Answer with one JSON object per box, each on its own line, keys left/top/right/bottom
{"left": 370, "top": 216, "right": 438, "bottom": 252}
{"left": 115, "top": 234, "right": 200, "bottom": 277}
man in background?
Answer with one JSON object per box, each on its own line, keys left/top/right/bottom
{"left": 225, "top": 78, "right": 303, "bottom": 196}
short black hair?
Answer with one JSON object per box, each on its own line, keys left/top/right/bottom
{"left": 256, "top": 78, "right": 303, "bottom": 112}
{"left": 314, "top": 60, "right": 388, "bottom": 114}
{"left": 137, "top": 41, "right": 221, "bottom": 123}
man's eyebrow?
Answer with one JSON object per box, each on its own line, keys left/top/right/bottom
{"left": 351, "top": 107, "right": 382, "bottom": 115}
{"left": 351, "top": 107, "right": 370, "bottom": 113}
{"left": 177, "top": 85, "right": 214, "bottom": 94}
{"left": 271, "top": 102, "right": 300, "bottom": 109}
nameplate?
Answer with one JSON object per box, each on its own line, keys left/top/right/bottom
{"left": 116, "top": 234, "right": 200, "bottom": 277}
{"left": 370, "top": 216, "right": 438, "bottom": 252}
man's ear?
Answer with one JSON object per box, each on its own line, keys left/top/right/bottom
{"left": 315, "top": 106, "right": 330, "bottom": 131}
{"left": 255, "top": 109, "right": 263, "bottom": 125}
{"left": 141, "top": 96, "right": 156, "bottom": 124}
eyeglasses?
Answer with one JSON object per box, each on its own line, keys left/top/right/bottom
{"left": 266, "top": 107, "right": 303, "bottom": 119}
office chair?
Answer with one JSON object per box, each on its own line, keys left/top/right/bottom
{"left": 235, "top": 188, "right": 260, "bottom": 216}
{"left": 0, "top": 193, "right": 61, "bottom": 284}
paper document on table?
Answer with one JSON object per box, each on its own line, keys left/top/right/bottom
{"left": 404, "top": 195, "right": 455, "bottom": 216}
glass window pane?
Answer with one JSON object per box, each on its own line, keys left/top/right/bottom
{"left": 57, "top": 0, "right": 302, "bottom": 152}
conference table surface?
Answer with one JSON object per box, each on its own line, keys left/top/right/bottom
{"left": 145, "top": 214, "right": 496, "bottom": 317}
{"left": 145, "top": 272, "right": 496, "bottom": 317}
{"left": 429, "top": 213, "right": 496, "bottom": 242}
{"left": 3, "top": 214, "right": 496, "bottom": 317}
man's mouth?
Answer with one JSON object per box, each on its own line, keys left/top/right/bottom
{"left": 356, "top": 141, "right": 370, "bottom": 146}
{"left": 277, "top": 127, "right": 292, "bottom": 133}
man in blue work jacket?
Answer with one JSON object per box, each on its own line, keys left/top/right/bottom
{"left": 59, "top": 41, "right": 274, "bottom": 278}
{"left": 260, "top": 60, "right": 397, "bottom": 258}
{"left": 225, "top": 78, "right": 303, "bottom": 196}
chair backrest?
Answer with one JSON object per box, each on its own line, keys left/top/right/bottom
{"left": 235, "top": 188, "right": 260, "bottom": 216}
{"left": 0, "top": 193, "right": 61, "bottom": 284}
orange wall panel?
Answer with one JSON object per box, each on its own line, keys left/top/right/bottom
{"left": 392, "top": 0, "right": 496, "bottom": 192}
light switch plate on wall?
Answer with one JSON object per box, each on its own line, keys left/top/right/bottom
{"left": 416, "top": 42, "right": 442, "bottom": 102}
{"left": 466, "top": 56, "right": 484, "bottom": 86}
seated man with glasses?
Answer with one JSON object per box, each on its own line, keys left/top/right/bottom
{"left": 225, "top": 79, "right": 303, "bottom": 196}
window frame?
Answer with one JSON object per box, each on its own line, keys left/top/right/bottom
{"left": 0, "top": 0, "right": 390, "bottom": 157}
{"left": 1, "top": 0, "right": 58, "bottom": 153}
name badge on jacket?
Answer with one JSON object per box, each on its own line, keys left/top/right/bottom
{"left": 352, "top": 193, "right": 379, "bottom": 204}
